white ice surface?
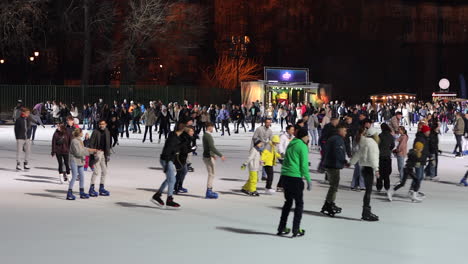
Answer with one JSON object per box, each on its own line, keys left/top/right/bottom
{"left": 0, "top": 123, "right": 466, "bottom": 264}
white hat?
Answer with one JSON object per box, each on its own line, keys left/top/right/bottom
{"left": 366, "top": 127, "right": 378, "bottom": 137}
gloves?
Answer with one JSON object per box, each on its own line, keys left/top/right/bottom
{"left": 306, "top": 181, "right": 312, "bottom": 191}
{"left": 241, "top": 163, "right": 247, "bottom": 170}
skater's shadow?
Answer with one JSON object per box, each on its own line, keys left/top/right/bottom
{"left": 374, "top": 196, "right": 413, "bottom": 203}
{"left": 136, "top": 188, "right": 157, "bottom": 193}
{"left": 15, "top": 178, "right": 58, "bottom": 184}
{"left": 25, "top": 193, "right": 63, "bottom": 200}
{"left": 45, "top": 189, "right": 68, "bottom": 194}
{"left": 148, "top": 167, "right": 163, "bottom": 171}
{"left": 216, "top": 227, "right": 284, "bottom": 238}
{"left": 219, "top": 178, "right": 244, "bottom": 182}
{"left": 176, "top": 193, "right": 206, "bottom": 199}
{"left": 34, "top": 167, "right": 57, "bottom": 171}
{"left": 0, "top": 167, "right": 19, "bottom": 172}
{"left": 433, "top": 180, "right": 460, "bottom": 187}
{"left": 22, "top": 175, "right": 57, "bottom": 180}
{"left": 271, "top": 206, "right": 361, "bottom": 222}
{"left": 218, "top": 190, "right": 247, "bottom": 197}
{"left": 115, "top": 202, "right": 165, "bottom": 210}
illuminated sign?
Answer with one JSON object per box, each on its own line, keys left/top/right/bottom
{"left": 265, "top": 67, "right": 308, "bottom": 83}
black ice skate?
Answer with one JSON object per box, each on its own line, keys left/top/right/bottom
{"left": 320, "top": 201, "right": 336, "bottom": 217}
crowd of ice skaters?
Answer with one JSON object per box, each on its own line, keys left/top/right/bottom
{"left": 11, "top": 98, "right": 468, "bottom": 237}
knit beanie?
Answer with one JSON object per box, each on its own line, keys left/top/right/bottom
{"left": 414, "top": 142, "right": 424, "bottom": 152}
{"left": 421, "top": 125, "right": 431, "bottom": 133}
{"left": 296, "top": 128, "right": 309, "bottom": 139}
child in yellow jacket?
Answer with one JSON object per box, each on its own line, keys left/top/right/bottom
{"left": 262, "top": 135, "right": 281, "bottom": 194}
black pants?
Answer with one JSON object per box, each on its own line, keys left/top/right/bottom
{"left": 210, "top": 118, "right": 218, "bottom": 132}
{"left": 264, "top": 166, "right": 274, "bottom": 189}
{"left": 111, "top": 133, "right": 118, "bottom": 147}
{"left": 277, "top": 175, "right": 284, "bottom": 188}
{"left": 394, "top": 167, "right": 419, "bottom": 192}
{"left": 133, "top": 117, "right": 141, "bottom": 133}
{"left": 120, "top": 122, "right": 129, "bottom": 138}
{"left": 31, "top": 126, "right": 37, "bottom": 140}
{"left": 280, "top": 118, "right": 285, "bottom": 131}
{"left": 56, "top": 153, "right": 70, "bottom": 174}
{"left": 143, "top": 125, "right": 153, "bottom": 142}
{"left": 175, "top": 164, "right": 188, "bottom": 191}
{"left": 159, "top": 125, "right": 169, "bottom": 139}
{"left": 251, "top": 116, "right": 256, "bottom": 131}
{"left": 454, "top": 135, "right": 463, "bottom": 155}
{"left": 236, "top": 119, "right": 246, "bottom": 132}
{"left": 362, "top": 166, "right": 374, "bottom": 209}
{"left": 221, "top": 120, "right": 230, "bottom": 135}
{"left": 376, "top": 156, "right": 392, "bottom": 191}
{"left": 278, "top": 176, "right": 304, "bottom": 233}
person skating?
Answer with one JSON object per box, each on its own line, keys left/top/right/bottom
{"left": 317, "top": 117, "right": 338, "bottom": 174}
{"left": 387, "top": 142, "right": 424, "bottom": 203}
{"left": 202, "top": 122, "right": 225, "bottom": 199}
{"left": 459, "top": 170, "right": 468, "bottom": 186}
{"left": 350, "top": 128, "right": 380, "bottom": 222}
{"left": 321, "top": 125, "right": 348, "bottom": 217}
{"left": 141, "top": 106, "right": 157, "bottom": 143}
{"left": 174, "top": 125, "right": 196, "bottom": 194}
{"left": 218, "top": 104, "right": 230, "bottom": 136}
{"left": 411, "top": 125, "right": 430, "bottom": 198}
{"left": 277, "top": 128, "right": 311, "bottom": 237}
{"left": 51, "top": 124, "right": 71, "bottom": 183}
{"left": 151, "top": 123, "right": 185, "bottom": 208}
{"left": 453, "top": 112, "right": 465, "bottom": 157}
{"left": 241, "top": 140, "right": 263, "bottom": 196}
{"left": 262, "top": 135, "right": 281, "bottom": 195}
{"left": 394, "top": 126, "right": 408, "bottom": 181}
{"left": 376, "top": 123, "right": 395, "bottom": 194}
{"left": 14, "top": 107, "right": 33, "bottom": 171}
{"left": 156, "top": 105, "right": 172, "bottom": 143}
{"left": 277, "top": 125, "right": 295, "bottom": 191}
{"left": 67, "top": 128, "right": 99, "bottom": 200}
{"left": 88, "top": 120, "right": 112, "bottom": 197}
{"left": 108, "top": 116, "right": 120, "bottom": 147}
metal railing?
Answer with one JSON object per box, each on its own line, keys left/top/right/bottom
{"left": 0, "top": 85, "right": 229, "bottom": 119}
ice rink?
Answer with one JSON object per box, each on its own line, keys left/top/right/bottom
{"left": 0, "top": 123, "right": 466, "bottom": 264}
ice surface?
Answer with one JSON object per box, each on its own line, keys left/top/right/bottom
{"left": 0, "top": 123, "right": 466, "bottom": 264}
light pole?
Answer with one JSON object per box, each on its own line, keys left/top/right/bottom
{"left": 229, "top": 35, "right": 250, "bottom": 103}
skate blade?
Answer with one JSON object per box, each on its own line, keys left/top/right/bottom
{"left": 149, "top": 199, "right": 164, "bottom": 208}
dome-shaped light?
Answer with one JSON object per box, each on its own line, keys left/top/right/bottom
{"left": 439, "top": 78, "right": 450, "bottom": 90}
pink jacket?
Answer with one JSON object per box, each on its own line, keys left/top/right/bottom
{"left": 395, "top": 134, "right": 408, "bottom": 157}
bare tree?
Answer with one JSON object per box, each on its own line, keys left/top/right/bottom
{"left": 102, "top": 0, "right": 207, "bottom": 84}
{"left": 0, "top": 0, "right": 49, "bottom": 61}
{"left": 203, "top": 55, "right": 262, "bottom": 90}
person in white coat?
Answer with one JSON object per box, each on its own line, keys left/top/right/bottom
{"left": 350, "top": 127, "right": 380, "bottom": 222}
{"left": 241, "top": 140, "right": 264, "bottom": 196}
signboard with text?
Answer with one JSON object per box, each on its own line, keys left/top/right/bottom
{"left": 264, "top": 67, "right": 308, "bottom": 83}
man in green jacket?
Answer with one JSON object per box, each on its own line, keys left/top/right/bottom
{"left": 203, "top": 122, "right": 225, "bottom": 199}
{"left": 277, "top": 128, "right": 311, "bottom": 238}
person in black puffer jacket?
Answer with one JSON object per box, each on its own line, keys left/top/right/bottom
{"left": 377, "top": 123, "right": 395, "bottom": 192}
{"left": 174, "top": 126, "right": 197, "bottom": 194}
{"left": 425, "top": 122, "right": 440, "bottom": 179}
{"left": 321, "top": 125, "right": 348, "bottom": 217}
{"left": 411, "top": 125, "right": 431, "bottom": 195}
{"left": 151, "top": 123, "right": 185, "bottom": 208}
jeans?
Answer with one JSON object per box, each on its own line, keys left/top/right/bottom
{"left": 158, "top": 159, "right": 176, "bottom": 196}
{"left": 325, "top": 168, "right": 340, "bottom": 203}
{"left": 362, "top": 166, "right": 374, "bottom": 209}
{"left": 278, "top": 176, "right": 304, "bottom": 233}
{"left": 56, "top": 153, "right": 70, "bottom": 174}
{"left": 411, "top": 166, "right": 424, "bottom": 191}
{"left": 31, "top": 126, "right": 38, "bottom": 141}
{"left": 69, "top": 160, "right": 85, "bottom": 190}
{"left": 351, "top": 163, "right": 365, "bottom": 188}
{"left": 397, "top": 155, "right": 405, "bottom": 181}
{"left": 310, "top": 129, "right": 319, "bottom": 146}
{"left": 440, "top": 122, "right": 448, "bottom": 134}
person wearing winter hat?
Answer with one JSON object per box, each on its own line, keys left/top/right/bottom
{"left": 262, "top": 135, "right": 282, "bottom": 194}
{"left": 321, "top": 125, "right": 348, "bottom": 217}
{"left": 387, "top": 141, "right": 424, "bottom": 202}
{"left": 277, "top": 128, "right": 311, "bottom": 237}
{"left": 350, "top": 127, "right": 380, "bottom": 221}
{"left": 410, "top": 125, "right": 430, "bottom": 199}
{"left": 241, "top": 140, "right": 264, "bottom": 196}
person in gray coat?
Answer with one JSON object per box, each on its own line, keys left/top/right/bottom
{"left": 66, "top": 128, "right": 99, "bottom": 200}
{"left": 141, "top": 106, "right": 157, "bottom": 143}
